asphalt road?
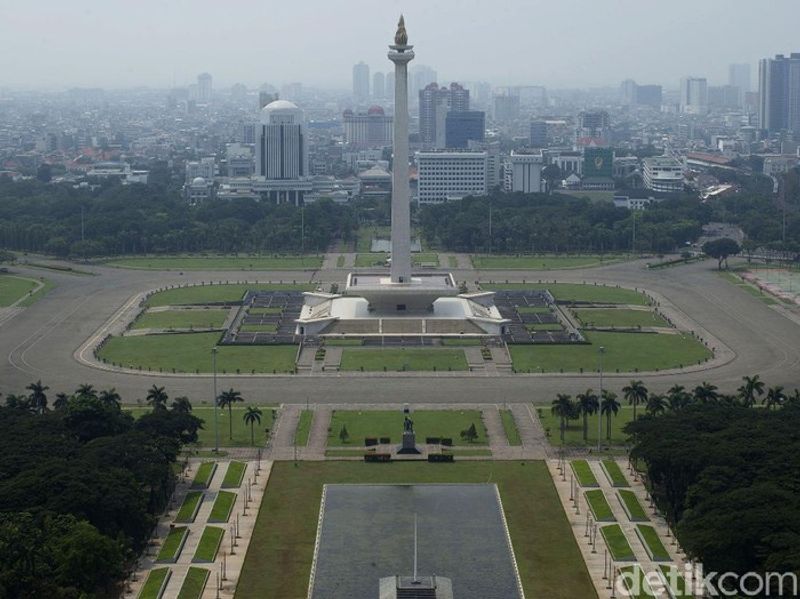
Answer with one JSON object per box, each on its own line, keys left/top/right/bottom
{"left": 2, "top": 257, "right": 798, "bottom": 404}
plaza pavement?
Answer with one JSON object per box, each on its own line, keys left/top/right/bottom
{"left": 2, "top": 255, "right": 800, "bottom": 403}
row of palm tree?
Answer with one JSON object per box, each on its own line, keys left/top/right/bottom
{"left": 551, "top": 390, "right": 621, "bottom": 443}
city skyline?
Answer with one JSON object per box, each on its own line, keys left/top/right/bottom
{"left": 1, "top": 0, "right": 799, "bottom": 90}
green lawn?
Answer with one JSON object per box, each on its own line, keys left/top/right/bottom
{"left": 618, "top": 565, "right": 657, "bottom": 599}
{"left": 132, "top": 309, "right": 228, "bottom": 330}
{"left": 354, "top": 252, "right": 388, "bottom": 267}
{"left": 0, "top": 275, "right": 39, "bottom": 306}
{"left": 177, "top": 567, "right": 210, "bottom": 599}
{"left": 415, "top": 252, "right": 440, "bottom": 266}
{"left": 500, "top": 409, "right": 522, "bottom": 445}
{"left": 193, "top": 526, "right": 225, "bottom": 562}
{"left": 448, "top": 256, "right": 458, "bottom": 268}
{"left": 221, "top": 461, "right": 246, "bottom": 488}
{"left": 98, "top": 332, "right": 297, "bottom": 374}
{"left": 485, "top": 282, "right": 649, "bottom": 305}
{"left": 618, "top": 490, "right": 649, "bottom": 522}
{"left": 440, "top": 338, "right": 484, "bottom": 346}
{"left": 602, "top": 460, "right": 630, "bottom": 487}
{"left": 175, "top": 491, "right": 204, "bottom": 523}
{"left": 517, "top": 306, "right": 552, "bottom": 314}
{"left": 127, "top": 406, "right": 275, "bottom": 448}
{"left": 340, "top": 348, "right": 467, "bottom": 371}
{"left": 355, "top": 225, "right": 391, "bottom": 252}
{"left": 574, "top": 308, "right": 669, "bottom": 328}
{"left": 234, "top": 461, "right": 596, "bottom": 599}
{"left": 585, "top": 489, "right": 616, "bottom": 522}
{"left": 328, "top": 409, "right": 487, "bottom": 446}
{"left": 526, "top": 323, "right": 564, "bottom": 331}
{"left": 472, "top": 255, "right": 625, "bottom": 270}
{"left": 600, "top": 524, "right": 635, "bottom": 561}
{"left": 191, "top": 462, "right": 217, "bottom": 489}
{"left": 637, "top": 524, "right": 670, "bottom": 561}
{"left": 239, "top": 323, "right": 278, "bottom": 332}
{"left": 145, "top": 283, "right": 313, "bottom": 307}
{"left": 156, "top": 526, "right": 188, "bottom": 562}
{"left": 336, "top": 255, "right": 345, "bottom": 268}
{"left": 209, "top": 491, "right": 236, "bottom": 523}
{"left": 249, "top": 307, "right": 283, "bottom": 315}
{"left": 510, "top": 331, "right": 711, "bottom": 374}
{"left": 106, "top": 254, "right": 323, "bottom": 270}
{"left": 571, "top": 460, "right": 599, "bottom": 487}
{"left": 539, "top": 405, "right": 636, "bottom": 446}
{"left": 658, "top": 565, "right": 694, "bottom": 599}
{"left": 17, "top": 277, "right": 55, "bottom": 307}
{"left": 138, "top": 567, "right": 171, "bottom": 599}
{"left": 295, "top": 410, "right": 313, "bottom": 446}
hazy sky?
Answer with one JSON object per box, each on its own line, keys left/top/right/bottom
{"left": 1, "top": 0, "right": 798, "bottom": 91}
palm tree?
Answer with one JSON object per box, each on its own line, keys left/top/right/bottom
{"left": 576, "top": 389, "right": 599, "bottom": 443}
{"left": 146, "top": 385, "right": 169, "bottom": 411}
{"left": 98, "top": 388, "right": 121, "bottom": 409}
{"left": 171, "top": 396, "right": 193, "bottom": 414}
{"left": 217, "top": 389, "right": 244, "bottom": 440}
{"left": 600, "top": 391, "right": 620, "bottom": 441}
{"left": 622, "top": 380, "right": 648, "bottom": 420}
{"left": 693, "top": 382, "right": 719, "bottom": 404}
{"left": 26, "top": 380, "right": 49, "bottom": 414}
{"left": 666, "top": 385, "right": 691, "bottom": 412}
{"left": 550, "top": 394, "right": 574, "bottom": 444}
{"left": 53, "top": 392, "right": 71, "bottom": 410}
{"left": 75, "top": 383, "right": 97, "bottom": 400}
{"left": 645, "top": 394, "right": 666, "bottom": 416}
{"left": 737, "top": 375, "right": 765, "bottom": 408}
{"left": 763, "top": 386, "right": 786, "bottom": 410}
{"left": 786, "top": 389, "right": 800, "bottom": 407}
{"left": 243, "top": 406, "right": 263, "bottom": 445}
{"left": 4, "top": 393, "right": 31, "bottom": 411}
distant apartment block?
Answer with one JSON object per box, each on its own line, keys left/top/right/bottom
{"left": 416, "top": 151, "right": 487, "bottom": 204}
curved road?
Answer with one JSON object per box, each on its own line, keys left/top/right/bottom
{"left": 2, "top": 258, "right": 798, "bottom": 404}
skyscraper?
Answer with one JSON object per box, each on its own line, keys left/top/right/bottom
{"left": 729, "top": 63, "right": 751, "bottom": 98}
{"left": 444, "top": 111, "right": 485, "bottom": 148}
{"left": 411, "top": 65, "right": 438, "bottom": 103}
{"left": 255, "top": 100, "right": 310, "bottom": 204}
{"left": 353, "top": 62, "right": 370, "bottom": 100}
{"left": 758, "top": 53, "right": 800, "bottom": 135}
{"left": 373, "top": 71, "right": 385, "bottom": 99}
{"left": 418, "top": 83, "right": 469, "bottom": 147}
{"left": 680, "top": 77, "right": 708, "bottom": 114}
{"left": 197, "top": 73, "right": 212, "bottom": 103}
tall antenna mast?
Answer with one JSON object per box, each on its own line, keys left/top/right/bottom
{"left": 413, "top": 513, "right": 418, "bottom": 582}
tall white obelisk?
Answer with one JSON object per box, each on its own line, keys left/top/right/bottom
{"left": 388, "top": 15, "right": 414, "bottom": 284}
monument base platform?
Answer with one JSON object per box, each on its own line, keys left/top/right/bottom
{"left": 397, "top": 431, "right": 421, "bottom": 454}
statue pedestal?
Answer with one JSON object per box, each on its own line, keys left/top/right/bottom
{"left": 397, "top": 431, "right": 421, "bottom": 454}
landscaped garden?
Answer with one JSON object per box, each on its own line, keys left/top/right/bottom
{"left": 176, "top": 567, "right": 210, "bottom": 599}
{"left": 193, "top": 526, "right": 225, "bottom": 562}
{"left": 131, "top": 309, "right": 228, "bottom": 330}
{"left": 573, "top": 308, "right": 669, "bottom": 329}
{"left": 156, "top": 526, "right": 188, "bottom": 563}
{"left": 191, "top": 462, "right": 217, "bottom": 489}
{"left": 500, "top": 409, "right": 521, "bottom": 445}
{"left": 471, "top": 254, "right": 626, "bottom": 270}
{"left": 138, "top": 568, "right": 171, "bottom": 599}
{"left": 208, "top": 491, "right": 236, "bottom": 523}
{"left": 105, "top": 254, "right": 323, "bottom": 270}
{"left": 600, "top": 524, "right": 635, "bottom": 561}
{"left": 294, "top": 410, "right": 313, "bottom": 446}
{"left": 145, "top": 283, "right": 313, "bottom": 307}
{"left": 175, "top": 491, "right": 204, "bottom": 523}
{"left": 221, "top": 461, "right": 246, "bottom": 488}
{"left": 339, "top": 348, "right": 468, "bottom": 372}
{"left": 585, "top": 489, "right": 616, "bottom": 522}
{"left": 636, "top": 524, "right": 671, "bottom": 561}
{"left": 618, "top": 489, "right": 649, "bottom": 522}
{"left": 602, "top": 459, "right": 630, "bottom": 487}
{"left": 539, "top": 405, "right": 637, "bottom": 446}
{"left": 570, "top": 460, "right": 599, "bottom": 487}
{"left": 484, "top": 282, "right": 649, "bottom": 305}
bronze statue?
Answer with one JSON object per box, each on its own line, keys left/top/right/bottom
{"left": 394, "top": 15, "right": 408, "bottom": 46}
{"left": 404, "top": 415, "right": 414, "bottom": 433}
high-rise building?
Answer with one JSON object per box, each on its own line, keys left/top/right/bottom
{"left": 418, "top": 83, "right": 469, "bottom": 147}
{"left": 493, "top": 94, "right": 520, "bottom": 123}
{"left": 504, "top": 150, "right": 543, "bottom": 193}
{"left": 708, "top": 85, "right": 741, "bottom": 109}
{"left": 353, "top": 62, "right": 370, "bottom": 100}
{"left": 643, "top": 155, "right": 684, "bottom": 193}
{"left": 729, "top": 63, "right": 751, "bottom": 101}
{"left": 197, "top": 73, "right": 212, "bottom": 103}
{"left": 255, "top": 100, "right": 310, "bottom": 204}
{"left": 259, "top": 91, "right": 278, "bottom": 109}
{"left": 620, "top": 79, "right": 638, "bottom": 106}
{"left": 680, "top": 77, "right": 708, "bottom": 114}
{"left": 373, "top": 71, "right": 385, "bottom": 99}
{"left": 636, "top": 85, "right": 663, "bottom": 107}
{"left": 758, "top": 53, "right": 800, "bottom": 135}
{"left": 411, "top": 65, "right": 438, "bottom": 102}
{"left": 529, "top": 121, "right": 548, "bottom": 147}
{"left": 342, "top": 107, "right": 393, "bottom": 148}
{"left": 444, "top": 111, "right": 485, "bottom": 148}
{"left": 416, "top": 151, "right": 488, "bottom": 204}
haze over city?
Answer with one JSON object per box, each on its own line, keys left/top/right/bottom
{"left": 2, "top": 0, "right": 799, "bottom": 89}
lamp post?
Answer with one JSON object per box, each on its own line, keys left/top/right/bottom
{"left": 212, "top": 346, "right": 219, "bottom": 453}
{"left": 597, "top": 345, "right": 605, "bottom": 451}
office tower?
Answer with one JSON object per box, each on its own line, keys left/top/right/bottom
{"left": 493, "top": 94, "right": 520, "bottom": 123}
{"left": 708, "top": 85, "right": 741, "bottom": 109}
{"left": 411, "top": 65, "right": 438, "bottom": 102}
{"left": 444, "top": 111, "right": 485, "bottom": 148}
{"left": 241, "top": 123, "right": 256, "bottom": 144}
{"left": 197, "top": 73, "right": 212, "bottom": 103}
{"left": 342, "top": 107, "right": 393, "bottom": 148}
{"left": 353, "top": 62, "right": 370, "bottom": 100}
{"left": 416, "top": 151, "right": 488, "bottom": 204}
{"left": 418, "top": 83, "right": 469, "bottom": 147}
{"left": 373, "top": 71, "right": 385, "bottom": 99}
{"left": 620, "top": 79, "right": 638, "bottom": 105}
{"left": 680, "top": 77, "right": 708, "bottom": 114}
{"left": 636, "top": 85, "right": 663, "bottom": 107}
{"left": 729, "top": 63, "right": 751, "bottom": 103}
{"left": 504, "top": 151, "right": 543, "bottom": 193}
{"left": 529, "top": 121, "right": 548, "bottom": 147}
{"left": 758, "top": 53, "right": 800, "bottom": 134}
{"left": 255, "top": 100, "right": 310, "bottom": 204}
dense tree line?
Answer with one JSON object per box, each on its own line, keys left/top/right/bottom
{"left": 623, "top": 378, "right": 800, "bottom": 594}
{"left": 0, "top": 382, "right": 202, "bottom": 597}
{"left": 0, "top": 178, "right": 357, "bottom": 257}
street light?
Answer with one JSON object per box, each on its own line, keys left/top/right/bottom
{"left": 212, "top": 346, "right": 219, "bottom": 453}
{"left": 597, "top": 345, "right": 605, "bottom": 451}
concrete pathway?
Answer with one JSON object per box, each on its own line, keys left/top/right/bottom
{"left": 304, "top": 406, "right": 331, "bottom": 459}
{"left": 510, "top": 403, "right": 549, "bottom": 458}
{"left": 482, "top": 406, "right": 508, "bottom": 453}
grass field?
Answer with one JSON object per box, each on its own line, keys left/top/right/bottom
{"left": 517, "top": 306, "right": 552, "bottom": 314}
{"left": 510, "top": 331, "right": 711, "bottom": 374}
{"left": 472, "top": 255, "right": 625, "bottom": 270}
{"left": 176, "top": 567, "right": 209, "bottom": 599}
{"left": 249, "top": 307, "right": 283, "bottom": 315}
{"left": 221, "top": 462, "right": 246, "bottom": 488}
{"left": 538, "top": 405, "right": 636, "bottom": 446}
{"left": 0, "top": 275, "right": 40, "bottom": 306}
{"left": 157, "top": 526, "right": 188, "bottom": 562}
{"left": 585, "top": 489, "right": 616, "bottom": 522}
{"left": 234, "top": 461, "right": 596, "bottom": 599}
{"left": 485, "top": 282, "right": 649, "bottom": 305}
{"left": 340, "top": 348, "right": 468, "bottom": 371}
{"left": 145, "top": 283, "right": 313, "bottom": 307}
{"left": 132, "top": 309, "right": 228, "bottom": 330}
{"left": 637, "top": 524, "right": 670, "bottom": 561}
{"left": 294, "top": 410, "right": 313, "bottom": 446}
{"left": 328, "top": 409, "right": 487, "bottom": 446}
{"left": 414, "top": 252, "right": 440, "bottom": 266}
{"left": 127, "top": 406, "right": 275, "bottom": 447}
{"left": 500, "top": 409, "right": 522, "bottom": 445}
{"left": 574, "top": 308, "right": 669, "bottom": 329}
{"left": 193, "top": 527, "right": 225, "bottom": 562}
{"left": 191, "top": 462, "right": 217, "bottom": 489}
{"left": 99, "top": 332, "right": 297, "bottom": 374}
{"left": 105, "top": 254, "right": 323, "bottom": 270}
{"left": 448, "top": 256, "right": 458, "bottom": 268}
{"left": 17, "top": 277, "right": 55, "bottom": 307}
{"left": 355, "top": 252, "right": 439, "bottom": 267}
{"left": 618, "top": 490, "right": 649, "bottom": 522}
{"left": 175, "top": 491, "right": 204, "bottom": 523}
{"left": 138, "top": 567, "right": 170, "bottom": 599}
{"left": 571, "top": 460, "right": 599, "bottom": 487}
{"left": 718, "top": 271, "right": 778, "bottom": 305}
{"left": 209, "top": 491, "right": 236, "bottom": 523}
{"left": 600, "top": 524, "right": 635, "bottom": 561}
{"left": 239, "top": 323, "right": 278, "bottom": 332}
{"left": 602, "top": 460, "right": 630, "bottom": 487}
